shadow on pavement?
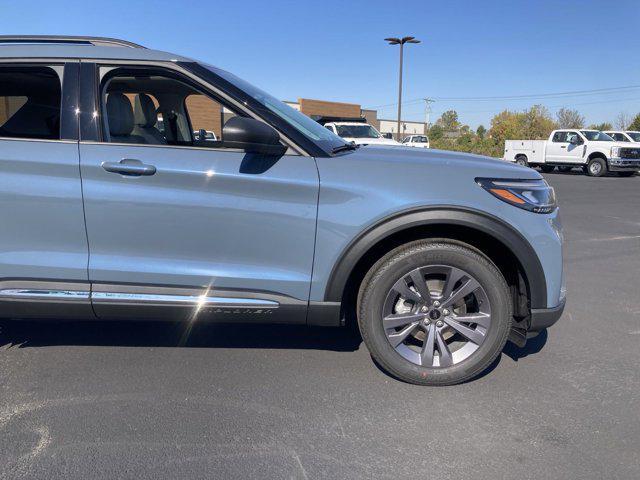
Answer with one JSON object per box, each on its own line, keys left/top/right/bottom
{"left": 502, "top": 329, "right": 548, "bottom": 361}
{"left": 0, "top": 318, "right": 363, "bottom": 352}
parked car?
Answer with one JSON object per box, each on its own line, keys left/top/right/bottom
{"left": 0, "top": 35, "right": 565, "bottom": 385}
{"left": 504, "top": 129, "right": 640, "bottom": 177}
{"left": 402, "top": 134, "right": 430, "bottom": 148}
{"left": 323, "top": 120, "right": 401, "bottom": 146}
{"left": 603, "top": 130, "right": 640, "bottom": 143}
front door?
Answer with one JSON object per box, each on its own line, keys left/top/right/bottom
{"left": 79, "top": 64, "right": 319, "bottom": 322}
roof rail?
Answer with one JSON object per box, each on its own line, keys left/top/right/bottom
{"left": 0, "top": 35, "right": 146, "bottom": 49}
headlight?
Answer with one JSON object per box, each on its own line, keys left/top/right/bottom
{"left": 611, "top": 146, "right": 621, "bottom": 158}
{"left": 476, "top": 178, "right": 557, "bottom": 214}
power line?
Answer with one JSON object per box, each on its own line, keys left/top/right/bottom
{"left": 365, "top": 85, "right": 640, "bottom": 109}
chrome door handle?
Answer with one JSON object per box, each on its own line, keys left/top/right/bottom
{"left": 101, "top": 159, "right": 156, "bottom": 176}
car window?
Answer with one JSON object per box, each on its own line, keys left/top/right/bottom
{"left": 552, "top": 132, "right": 567, "bottom": 142}
{"left": 566, "top": 132, "right": 581, "bottom": 144}
{"left": 0, "top": 65, "right": 62, "bottom": 140}
{"left": 100, "top": 67, "right": 255, "bottom": 150}
{"left": 580, "top": 130, "right": 613, "bottom": 141}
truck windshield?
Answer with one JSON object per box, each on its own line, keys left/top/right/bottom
{"left": 202, "top": 64, "right": 348, "bottom": 153}
{"left": 627, "top": 132, "right": 640, "bottom": 142}
{"left": 581, "top": 131, "right": 613, "bottom": 141}
{"left": 335, "top": 125, "right": 382, "bottom": 138}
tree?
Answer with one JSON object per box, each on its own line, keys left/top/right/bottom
{"left": 615, "top": 112, "right": 630, "bottom": 130}
{"left": 476, "top": 125, "right": 486, "bottom": 139}
{"left": 428, "top": 123, "right": 444, "bottom": 141}
{"left": 489, "top": 105, "right": 556, "bottom": 144}
{"left": 588, "top": 122, "right": 612, "bottom": 131}
{"left": 437, "top": 110, "right": 460, "bottom": 131}
{"left": 628, "top": 113, "right": 640, "bottom": 131}
{"left": 556, "top": 108, "right": 585, "bottom": 128}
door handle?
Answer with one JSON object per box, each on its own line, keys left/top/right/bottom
{"left": 560, "top": 146, "right": 566, "bottom": 149}
{"left": 101, "top": 159, "right": 156, "bottom": 176}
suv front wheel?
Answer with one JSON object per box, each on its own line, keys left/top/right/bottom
{"left": 358, "top": 240, "right": 512, "bottom": 386}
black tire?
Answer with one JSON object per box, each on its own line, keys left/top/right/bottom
{"left": 540, "top": 165, "right": 555, "bottom": 173}
{"left": 357, "top": 240, "right": 512, "bottom": 386}
{"left": 558, "top": 166, "right": 573, "bottom": 173}
{"left": 515, "top": 155, "right": 528, "bottom": 167}
{"left": 617, "top": 171, "right": 636, "bottom": 177}
{"left": 586, "top": 157, "right": 607, "bottom": 177}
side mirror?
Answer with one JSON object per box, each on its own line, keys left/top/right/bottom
{"left": 222, "top": 116, "right": 287, "bottom": 156}
{"left": 569, "top": 135, "right": 579, "bottom": 145}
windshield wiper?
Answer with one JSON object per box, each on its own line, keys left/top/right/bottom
{"left": 331, "top": 143, "right": 359, "bottom": 154}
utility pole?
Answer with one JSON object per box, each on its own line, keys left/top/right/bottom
{"left": 385, "top": 36, "right": 421, "bottom": 141}
{"left": 423, "top": 98, "right": 435, "bottom": 130}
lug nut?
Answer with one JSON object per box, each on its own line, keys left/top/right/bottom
{"left": 424, "top": 319, "right": 431, "bottom": 326}
{"left": 436, "top": 320, "right": 444, "bottom": 328}
{"left": 421, "top": 306, "right": 428, "bottom": 312}
{"left": 442, "top": 309, "right": 450, "bottom": 316}
{"left": 433, "top": 301, "right": 441, "bottom": 307}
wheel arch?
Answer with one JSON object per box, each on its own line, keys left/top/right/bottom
{"left": 324, "top": 207, "right": 547, "bottom": 316}
{"left": 587, "top": 151, "right": 607, "bottom": 161}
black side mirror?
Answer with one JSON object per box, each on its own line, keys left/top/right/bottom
{"left": 569, "top": 135, "right": 579, "bottom": 145}
{"left": 223, "top": 116, "right": 287, "bottom": 156}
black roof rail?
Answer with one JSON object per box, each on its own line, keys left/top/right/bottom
{"left": 0, "top": 35, "right": 146, "bottom": 49}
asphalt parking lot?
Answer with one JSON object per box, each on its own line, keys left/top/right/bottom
{"left": 0, "top": 170, "right": 638, "bottom": 480}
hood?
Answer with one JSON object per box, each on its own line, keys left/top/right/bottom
{"left": 345, "top": 137, "right": 402, "bottom": 146}
{"left": 345, "top": 145, "right": 540, "bottom": 179}
{"left": 590, "top": 141, "right": 637, "bottom": 149}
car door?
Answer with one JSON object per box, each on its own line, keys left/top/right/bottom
{"left": 0, "top": 61, "right": 92, "bottom": 318}
{"left": 564, "top": 131, "right": 585, "bottom": 164}
{"left": 78, "top": 63, "right": 319, "bottom": 322}
{"left": 545, "top": 131, "right": 569, "bottom": 163}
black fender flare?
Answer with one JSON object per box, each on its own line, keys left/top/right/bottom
{"left": 324, "top": 206, "right": 547, "bottom": 309}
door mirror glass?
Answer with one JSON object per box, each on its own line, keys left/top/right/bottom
{"left": 222, "top": 116, "right": 287, "bottom": 156}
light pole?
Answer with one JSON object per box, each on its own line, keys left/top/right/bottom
{"left": 385, "top": 36, "right": 420, "bottom": 141}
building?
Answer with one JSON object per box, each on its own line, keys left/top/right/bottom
{"left": 285, "top": 98, "right": 426, "bottom": 140}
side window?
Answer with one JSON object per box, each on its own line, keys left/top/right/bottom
{"left": 184, "top": 94, "right": 225, "bottom": 142}
{"left": 0, "top": 65, "right": 61, "bottom": 140}
{"left": 100, "top": 67, "right": 251, "bottom": 149}
{"left": 552, "top": 132, "right": 567, "bottom": 143}
{"left": 566, "top": 132, "right": 582, "bottom": 144}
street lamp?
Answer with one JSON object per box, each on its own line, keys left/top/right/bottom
{"left": 385, "top": 36, "right": 420, "bottom": 141}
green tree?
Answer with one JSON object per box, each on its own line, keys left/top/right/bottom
{"left": 437, "top": 110, "right": 460, "bottom": 131}
{"left": 588, "top": 122, "right": 613, "bottom": 131}
{"left": 476, "top": 125, "right": 486, "bottom": 139}
{"left": 428, "top": 124, "right": 444, "bottom": 141}
{"left": 628, "top": 113, "right": 640, "bottom": 131}
{"left": 556, "top": 108, "right": 585, "bottom": 128}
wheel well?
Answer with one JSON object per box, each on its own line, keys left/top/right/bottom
{"left": 515, "top": 153, "right": 527, "bottom": 160}
{"left": 588, "top": 152, "right": 607, "bottom": 161}
{"left": 340, "top": 224, "right": 531, "bottom": 326}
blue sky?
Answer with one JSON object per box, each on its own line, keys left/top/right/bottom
{"left": 1, "top": 0, "right": 639, "bottom": 128}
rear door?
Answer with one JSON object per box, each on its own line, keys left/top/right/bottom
{"left": 78, "top": 63, "right": 319, "bottom": 322}
{"left": 0, "top": 61, "right": 91, "bottom": 317}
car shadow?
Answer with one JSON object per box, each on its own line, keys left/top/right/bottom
{"left": 0, "top": 318, "right": 363, "bottom": 352}
{"left": 502, "top": 329, "right": 548, "bottom": 361}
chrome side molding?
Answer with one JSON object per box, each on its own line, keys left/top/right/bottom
{"left": 91, "top": 292, "right": 279, "bottom": 308}
{"left": 0, "top": 289, "right": 90, "bottom": 300}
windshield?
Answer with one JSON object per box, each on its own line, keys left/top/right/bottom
{"left": 335, "top": 124, "right": 381, "bottom": 139}
{"left": 581, "top": 130, "right": 613, "bottom": 141}
{"left": 627, "top": 132, "right": 640, "bottom": 142}
{"left": 203, "top": 65, "right": 348, "bottom": 153}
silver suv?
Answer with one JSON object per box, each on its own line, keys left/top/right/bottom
{"left": 0, "top": 36, "right": 565, "bottom": 385}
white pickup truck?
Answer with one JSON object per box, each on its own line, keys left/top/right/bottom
{"left": 504, "top": 129, "right": 640, "bottom": 177}
{"left": 323, "top": 121, "right": 401, "bottom": 146}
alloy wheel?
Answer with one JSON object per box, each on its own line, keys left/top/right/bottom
{"left": 382, "top": 265, "right": 491, "bottom": 368}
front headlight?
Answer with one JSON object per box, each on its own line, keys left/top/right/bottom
{"left": 476, "top": 178, "right": 557, "bottom": 214}
{"left": 611, "top": 146, "right": 621, "bottom": 158}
